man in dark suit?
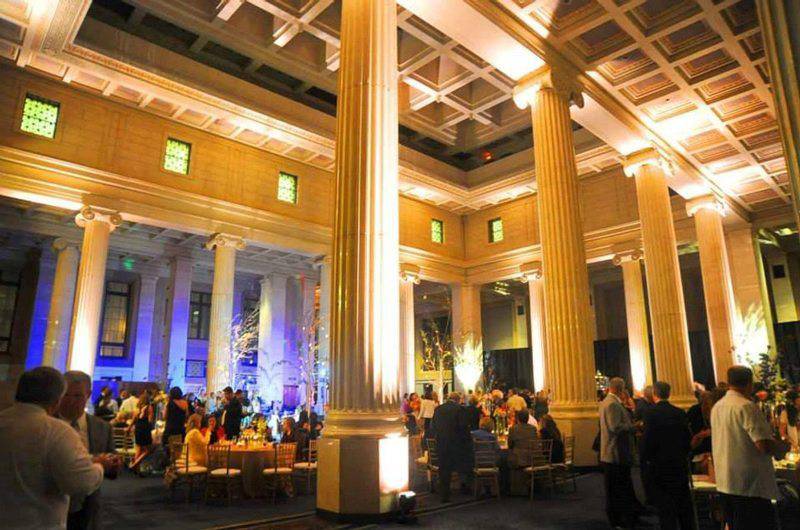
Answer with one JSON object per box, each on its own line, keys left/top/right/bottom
{"left": 641, "top": 381, "right": 696, "bottom": 530}
{"left": 430, "top": 392, "right": 472, "bottom": 502}
{"left": 59, "top": 371, "right": 119, "bottom": 530}
{"left": 222, "top": 387, "right": 243, "bottom": 439}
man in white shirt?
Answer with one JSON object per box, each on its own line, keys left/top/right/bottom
{"left": 711, "top": 365, "right": 787, "bottom": 530}
{"left": 0, "top": 367, "right": 111, "bottom": 529}
{"left": 118, "top": 389, "right": 139, "bottom": 419}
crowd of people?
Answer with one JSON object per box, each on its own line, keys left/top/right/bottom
{"left": 598, "top": 365, "right": 792, "bottom": 530}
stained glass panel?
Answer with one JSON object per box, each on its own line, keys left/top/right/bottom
{"left": 163, "top": 138, "right": 191, "bottom": 175}
{"left": 431, "top": 219, "right": 444, "bottom": 243}
{"left": 489, "top": 218, "right": 504, "bottom": 243}
{"left": 20, "top": 94, "right": 60, "bottom": 139}
{"left": 277, "top": 172, "right": 298, "bottom": 204}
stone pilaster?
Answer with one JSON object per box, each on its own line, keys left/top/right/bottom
{"left": 623, "top": 148, "right": 694, "bottom": 404}
{"left": 613, "top": 249, "right": 653, "bottom": 391}
{"left": 204, "top": 233, "right": 245, "bottom": 392}
{"left": 132, "top": 274, "right": 159, "bottom": 382}
{"left": 399, "top": 264, "right": 420, "bottom": 396}
{"left": 687, "top": 196, "right": 737, "bottom": 384}
{"left": 317, "top": 0, "right": 406, "bottom": 519}
{"left": 515, "top": 67, "right": 596, "bottom": 411}
{"left": 165, "top": 256, "right": 193, "bottom": 389}
{"left": 67, "top": 207, "right": 121, "bottom": 376}
{"left": 258, "top": 273, "right": 287, "bottom": 405}
{"left": 520, "top": 261, "right": 546, "bottom": 392}
{"left": 42, "top": 238, "right": 79, "bottom": 370}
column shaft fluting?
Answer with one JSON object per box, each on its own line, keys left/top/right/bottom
{"left": 328, "top": 0, "right": 400, "bottom": 416}
{"left": 690, "top": 201, "right": 737, "bottom": 383}
{"left": 205, "top": 234, "right": 243, "bottom": 392}
{"left": 165, "top": 256, "right": 193, "bottom": 389}
{"left": 616, "top": 254, "right": 653, "bottom": 391}
{"left": 132, "top": 274, "right": 158, "bottom": 382}
{"left": 531, "top": 83, "right": 596, "bottom": 409}
{"left": 43, "top": 239, "right": 79, "bottom": 370}
{"left": 399, "top": 276, "right": 417, "bottom": 395}
{"left": 67, "top": 207, "right": 120, "bottom": 376}
{"left": 258, "top": 274, "right": 287, "bottom": 403}
{"left": 316, "top": 258, "right": 332, "bottom": 412}
{"left": 525, "top": 268, "right": 547, "bottom": 392}
{"left": 627, "top": 155, "right": 694, "bottom": 402}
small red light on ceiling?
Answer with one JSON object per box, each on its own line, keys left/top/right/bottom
{"left": 481, "top": 150, "right": 493, "bottom": 162}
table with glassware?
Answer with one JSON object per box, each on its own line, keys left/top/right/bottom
{"left": 219, "top": 442, "right": 277, "bottom": 497}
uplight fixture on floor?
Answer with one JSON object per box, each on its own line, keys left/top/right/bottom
{"left": 397, "top": 490, "right": 417, "bottom": 524}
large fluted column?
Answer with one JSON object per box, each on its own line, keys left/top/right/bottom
{"left": 623, "top": 148, "right": 694, "bottom": 404}
{"left": 165, "top": 256, "right": 193, "bottom": 389}
{"left": 515, "top": 68, "right": 597, "bottom": 463}
{"left": 257, "top": 273, "right": 287, "bottom": 404}
{"left": 67, "top": 207, "right": 121, "bottom": 376}
{"left": 42, "top": 238, "right": 79, "bottom": 370}
{"left": 613, "top": 249, "right": 653, "bottom": 391}
{"left": 204, "top": 233, "right": 245, "bottom": 392}
{"left": 687, "top": 196, "right": 737, "bottom": 384}
{"left": 317, "top": 0, "right": 406, "bottom": 519}
{"left": 399, "top": 264, "right": 420, "bottom": 396}
{"left": 132, "top": 274, "right": 159, "bottom": 382}
{"left": 450, "top": 282, "right": 482, "bottom": 348}
{"left": 521, "top": 262, "right": 547, "bottom": 392}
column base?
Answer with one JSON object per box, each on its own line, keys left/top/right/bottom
{"left": 550, "top": 402, "right": 599, "bottom": 467}
{"left": 317, "top": 412, "right": 408, "bottom": 520}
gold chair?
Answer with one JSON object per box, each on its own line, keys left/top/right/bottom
{"left": 292, "top": 439, "right": 318, "bottom": 494}
{"left": 205, "top": 445, "right": 242, "bottom": 504}
{"left": 553, "top": 435, "right": 578, "bottom": 492}
{"left": 169, "top": 442, "right": 207, "bottom": 502}
{"left": 524, "top": 438, "right": 554, "bottom": 500}
{"left": 112, "top": 427, "right": 135, "bottom": 465}
{"left": 472, "top": 439, "right": 500, "bottom": 499}
{"left": 262, "top": 443, "right": 297, "bottom": 504}
{"left": 425, "top": 438, "right": 440, "bottom": 493}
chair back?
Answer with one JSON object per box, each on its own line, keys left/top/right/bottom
{"left": 530, "top": 438, "right": 554, "bottom": 468}
{"left": 306, "top": 439, "right": 318, "bottom": 463}
{"left": 207, "top": 444, "right": 232, "bottom": 475}
{"left": 473, "top": 440, "right": 498, "bottom": 470}
{"left": 563, "top": 435, "right": 575, "bottom": 465}
{"left": 426, "top": 438, "right": 439, "bottom": 468}
{"left": 275, "top": 443, "right": 297, "bottom": 469}
{"left": 169, "top": 442, "right": 189, "bottom": 471}
{"left": 112, "top": 427, "right": 132, "bottom": 452}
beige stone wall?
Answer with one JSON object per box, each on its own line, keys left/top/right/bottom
{"left": 399, "top": 196, "right": 465, "bottom": 260}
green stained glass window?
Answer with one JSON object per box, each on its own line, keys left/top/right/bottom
{"left": 489, "top": 217, "right": 504, "bottom": 243}
{"left": 163, "top": 138, "right": 191, "bottom": 175}
{"left": 20, "top": 93, "right": 60, "bottom": 139}
{"left": 278, "top": 172, "right": 298, "bottom": 204}
{"left": 431, "top": 219, "right": 444, "bottom": 243}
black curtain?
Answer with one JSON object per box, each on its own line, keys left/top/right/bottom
{"left": 484, "top": 348, "right": 532, "bottom": 390}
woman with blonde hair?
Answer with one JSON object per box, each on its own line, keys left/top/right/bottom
{"left": 184, "top": 413, "right": 210, "bottom": 467}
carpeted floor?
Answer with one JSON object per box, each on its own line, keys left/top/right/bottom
{"left": 100, "top": 470, "right": 657, "bottom": 529}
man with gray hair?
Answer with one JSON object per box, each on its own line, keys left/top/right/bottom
{"left": 0, "top": 367, "right": 111, "bottom": 529}
{"left": 599, "top": 376, "right": 642, "bottom": 529}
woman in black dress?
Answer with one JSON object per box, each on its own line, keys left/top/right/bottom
{"left": 163, "top": 386, "right": 189, "bottom": 449}
{"left": 130, "top": 393, "right": 154, "bottom": 471}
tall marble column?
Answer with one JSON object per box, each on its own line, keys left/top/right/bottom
{"left": 687, "top": 196, "right": 737, "bottom": 384}
{"left": 316, "top": 257, "right": 332, "bottom": 413}
{"left": 257, "top": 273, "right": 287, "bottom": 404}
{"left": 132, "top": 274, "right": 158, "bottom": 381}
{"left": 67, "top": 207, "right": 121, "bottom": 376}
{"left": 613, "top": 249, "right": 653, "bottom": 391}
{"left": 399, "top": 264, "right": 420, "bottom": 396}
{"left": 520, "top": 261, "right": 546, "bottom": 392}
{"left": 165, "top": 256, "right": 193, "bottom": 389}
{"left": 204, "top": 233, "right": 245, "bottom": 392}
{"left": 623, "top": 148, "right": 694, "bottom": 404}
{"left": 450, "top": 282, "right": 482, "bottom": 350}
{"left": 42, "top": 238, "right": 79, "bottom": 370}
{"left": 514, "top": 68, "right": 597, "bottom": 462}
{"left": 317, "top": 0, "right": 406, "bottom": 519}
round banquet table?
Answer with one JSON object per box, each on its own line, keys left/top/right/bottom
{"left": 225, "top": 445, "right": 276, "bottom": 497}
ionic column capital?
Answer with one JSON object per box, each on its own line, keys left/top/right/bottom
{"left": 75, "top": 206, "right": 122, "bottom": 232}
{"left": 519, "top": 261, "right": 543, "bottom": 282}
{"left": 622, "top": 147, "right": 673, "bottom": 178}
{"left": 52, "top": 237, "right": 80, "bottom": 252}
{"left": 613, "top": 249, "right": 643, "bottom": 266}
{"left": 399, "top": 263, "right": 421, "bottom": 284}
{"left": 513, "top": 66, "right": 583, "bottom": 109}
{"left": 686, "top": 194, "right": 727, "bottom": 218}
{"left": 314, "top": 255, "right": 332, "bottom": 269}
{"left": 204, "top": 232, "right": 246, "bottom": 251}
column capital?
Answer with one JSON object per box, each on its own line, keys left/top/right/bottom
{"left": 613, "top": 249, "right": 643, "bottom": 266}
{"left": 518, "top": 261, "right": 543, "bottom": 282}
{"left": 686, "top": 194, "right": 726, "bottom": 218}
{"left": 75, "top": 206, "right": 122, "bottom": 232}
{"left": 314, "top": 255, "right": 332, "bottom": 269}
{"left": 204, "top": 232, "right": 246, "bottom": 251}
{"left": 622, "top": 147, "right": 673, "bottom": 178}
{"left": 52, "top": 237, "right": 80, "bottom": 252}
{"left": 513, "top": 66, "right": 584, "bottom": 110}
{"left": 399, "top": 263, "right": 421, "bottom": 284}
